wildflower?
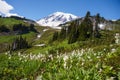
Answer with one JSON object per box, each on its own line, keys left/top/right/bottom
{"left": 104, "top": 48, "right": 106, "bottom": 51}
{"left": 81, "top": 49, "right": 84, "bottom": 54}
{"left": 95, "top": 63, "right": 99, "bottom": 68}
{"left": 19, "top": 58, "right": 22, "bottom": 61}
{"left": 94, "top": 53, "right": 97, "bottom": 56}
{"left": 5, "top": 52, "right": 8, "bottom": 55}
{"left": 111, "top": 48, "right": 116, "bottom": 53}
{"left": 18, "top": 52, "right": 21, "bottom": 56}
{"left": 106, "top": 77, "right": 115, "bottom": 80}
{"left": 104, "top": 58, "right": 107, "bottom": 61}
{"left": 81, "top": 62, "right": 84, "bottom": 66}
{"left": 24, "top": 59, "right": 27, "bottom": 62}
{"left": 36, "top": 75, "right": 42, "bottom": 80}
{"left": 64, "top": 62, "right": 67, "bottom": 68}
{"left": 97, "top": 56, "right": 100, "bottom": 59}
{"left": 87, "top": 56, "right": 91, "bottom": 59}
{"left": 8, "top": 56, "right": 11, "bottom": 59}
{"left": 76, "top": 76, "right": 79, "bottom": 80}
{"left": 110, "top": 44, "right": 113, "bottom": 47}
{"left": 98, "top": 68, "right": 102, "bottom": 73}
{"left": 82, "top": 58, "right": 85, "bottom": 62}
{"left": 70, "top": 59, "right": 73, "bottom": 63}
{"left": 110, "top": 66, "right": 113, "bottom": 70}
{"left": 63, "top": 55, "right": 68, "bottom": 61}
{"left": 89, "top": 59, "right": 92, "bottom": 62}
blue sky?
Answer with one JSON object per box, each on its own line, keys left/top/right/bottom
{"left": 2, "top": 0, "right": 120, "bottom": 20}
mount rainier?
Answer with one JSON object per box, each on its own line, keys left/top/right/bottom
{"left": 37, "top": 12, "right": 78, "bottom": 28}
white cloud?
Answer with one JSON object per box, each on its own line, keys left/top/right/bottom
{"left": 0, "top": 0, "right": 22, "bottom": 17}
{"left": 6, "top": 13, "right": 23, "bottom": 17}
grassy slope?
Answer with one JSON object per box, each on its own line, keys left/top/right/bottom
{"left": 0, "top": 17, "right": 26, "bottom": 30}
{"left": 0, "top": 17, "right": 48, "bottom": 52}
{"left": 0, "top": 44, "right": 120, "bottom": 79}
{"left": 24, "top": 30, "right": 117, "bottom": 54}
{"left": 0, "top": 17, "right": 120, "bottom": 79}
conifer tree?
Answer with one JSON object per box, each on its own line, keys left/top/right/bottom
{"left": 59, "top": 27, "right": 66, "bottom": 39}
{"left": 85, "top": 11, "right": 91, "bottom": 18}
{"left": 93, "top": 13, "right": 101, "bottom": 38}
{"left": 78, "top": 11, "right": 93, "bottom": 41}
{"left": 68, "top": 21, "right": 79, "bottom": 44}
{"left": 52, "top": 31, "right": 59, "bottom": 41}
{"left": 10, "top": 36, "right": 29, "bottom": 51}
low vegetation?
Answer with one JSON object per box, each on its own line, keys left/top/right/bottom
{"left": 0, "top": 45, "right": 120, "bottom": 79}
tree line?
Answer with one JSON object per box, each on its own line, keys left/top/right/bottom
{"left": 8, "top": 36, "right": 30, "bottom": 51}
{"left": 0, "top": 23, "right": 37, "bottom": 34}
{"left": 52, "top": 11, "right": 101, "bottom": 44}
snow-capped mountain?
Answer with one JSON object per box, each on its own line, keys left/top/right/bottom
{"left": 37, "top": 12, "right": 78, "bottom": 28}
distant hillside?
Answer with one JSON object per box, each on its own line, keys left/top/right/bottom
{"left": 0, "top": 16, "right": 38, "bottom": 35}
{"left": 0, "top": 16, "right": 39, "bottom": 52}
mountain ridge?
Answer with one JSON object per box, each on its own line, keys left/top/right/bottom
{"left": 37, "top": 12, "right": 79, "bottom": 28}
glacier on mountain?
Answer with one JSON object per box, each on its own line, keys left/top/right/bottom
{"left": 37, "top": 12, "right": 78, "bottom": 28}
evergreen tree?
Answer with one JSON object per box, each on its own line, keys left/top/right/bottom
{"left": 59, "top": 27, "right": 66, "bottom": 39}
{"left": 68, "top": 21, "right": 79, "bottom": 44}
{"left": 0, "top": 25, "right": 10, "bottom": 32}
{"left": 13, "top": 24, "right": 29, "bottom": 34}
{"left": 85, "top": 11, "right": 91, "bottom": 18}
{"left": 78, "top": 11, "right": 93, "bottom": 41}
{"left": 29, "top": 24, "right": 37, "bottom": 32}
{"left": 52, "top": 32, "right": 59, "bottom": 41}
{"left": 10, "top": 36, "right": 30, "bottom": 51}
{"left": 93, "top": 13, "right": 101, "bottom": 38}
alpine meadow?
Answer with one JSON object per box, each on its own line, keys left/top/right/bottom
{"left": 0, "top": 0, "right": 120, "bottom": 80}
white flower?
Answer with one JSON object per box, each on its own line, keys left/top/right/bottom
{"left": 95, "top": 63, "right": 99, "bottom": 68}
{"left": 110, "top": 67, "right": 113, "bottom": 70}
{"left": 81, "top": 49, "right": 84, "bottom": 54}
{"left": 111, "top": 48, "right": 116, "bottom": 53}
{"left": 110, "top": 44, "right": 113, "bottom": 47}
{"left": 19, "top": 58, "right": 22, "bottom": 61}
{"left": 63, "top": 55, "right": 68, "bottom": 61}
{"left": 64, "top": 62, "right": 67, "bottom": 68}
{"left": 18, "top": 52, "right": 21, "bottom": 56}
{"left": 98, "top": 68, "right": 102, "bottom": 73}
{"left": 5, "top": 52, "right": 8, "bottom": 55}
{"left": 94, "top": 53, "right": 97, "bottom": 56}
{"left": 104, "top": 48, "right": 106, "bottom": 51}
{"left": 97, "top": 56, "right": 100, "bottom": 59}
{"left": 106, "top": 77, "right": 115, "bottom": 80}
{"left": 36, "top": 75, "right": 43, "bottom": 80}
{"left": 81, "top": 62, "right": 84, "bottom": 66}
{"left": 87, "top": 56, "right": 91, "bottom": 59}
{"left": 89, "top": 59, "right": 92, "bottom": 62}
{"left": 8, "top": 56, "right": 11, "bottom": 59}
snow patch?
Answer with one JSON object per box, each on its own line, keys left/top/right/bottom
{"left": 37, "top": 34, "right": 41, "bottom": 38}
{"left": 98, "top": 23, "right": 106, "bottom": 29}
{"left": 43, "top": 29, "right": 48, "bottom": 32}
{"left": 34, "top": 44, "right": 45, "bottom": 47}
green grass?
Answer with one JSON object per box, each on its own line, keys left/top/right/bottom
{"left": 0, "top": 17, "right": 25, "bottom": 30}
{"left": 0, "top": 32, "right": 37, "bottom": 52}
{"left": 0, "top": 53, "right": 41, "bottom": 80}
{"left": 34, "top": 28, "right": 59, "bottom": 44}
{"left": 0, "top": 35, "right": 16, "bottom": 43}
{"left": 0, "top": 32, "right": 36, "bottom": 44}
